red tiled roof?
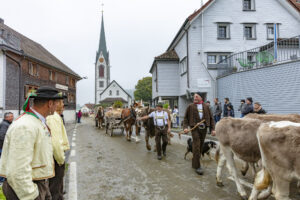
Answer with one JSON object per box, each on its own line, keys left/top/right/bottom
{"left": 288, "top": 0, "right": 300, "bottom": 12}
{"left": 84, "top": 103, "right": 95, "bottom": 109}
{"left": 155, "top": 50, "right": 179, "bottom": 60}
{"left": 188, "top": 0, "right": 214, "bottom": 21}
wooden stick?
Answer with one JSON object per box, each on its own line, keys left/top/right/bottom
{"left": 178, "top": 120, "right": 206, "bottom": 139}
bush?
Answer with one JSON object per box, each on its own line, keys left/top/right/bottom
{"left": 113, "top": 101, "right": 123, "bottom": 108}
{"left": 163, "top": 103, "right": 169, "bottom": 109}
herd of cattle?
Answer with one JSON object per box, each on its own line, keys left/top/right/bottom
{"left": 95, "top": 105, "right": 300, "bottom": 200}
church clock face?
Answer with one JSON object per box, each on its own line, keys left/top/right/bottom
{"left": 99, "top": 57, "right": 104, "bottom": 63}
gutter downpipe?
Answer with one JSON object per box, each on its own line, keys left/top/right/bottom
{"left": 3, "top": 51, "right": 23, "bottom": 115}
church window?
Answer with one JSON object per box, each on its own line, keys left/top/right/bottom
{"left": 116, "top": 90, "right": 119, "bottom": 96}
{"left": 109, "top": 90, "right": 112, "bottom": 96}
{"left": 99, "top": 65, "right": 105, "bottom": 78}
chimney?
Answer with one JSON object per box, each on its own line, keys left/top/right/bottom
{"left": 0, "top": 18, "right": 4, "bottom": 24}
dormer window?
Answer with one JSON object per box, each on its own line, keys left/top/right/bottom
{"left": 243, "top": 0, "right": 255, "bottom": 11}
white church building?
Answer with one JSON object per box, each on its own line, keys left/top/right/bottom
{"left": 95, "top": 13, "right": 132, "bottom": 107}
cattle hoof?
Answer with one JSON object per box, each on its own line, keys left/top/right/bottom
{"left": 216, "top": 181, "right": 224, "bottom": 187}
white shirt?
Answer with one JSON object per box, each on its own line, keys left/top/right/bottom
{"left": 149, "top": 111, "right": 168, "bottom": 126}
{"left": 197, "top": 104, "right": 203, "bottom": 119}
{"left": 31, "top": 108, "right": 47, "bottom": 126}
{"left": 173, "top": 108, "right": 179, "bottom": 115}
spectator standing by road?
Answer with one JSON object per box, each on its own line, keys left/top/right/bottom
{"left": 223, "top": 98, "right": 233, "bottom": 117}
{"left": 0, "top": 86, "right": 61, "bottom": 200}
{"left": 173, "top": 106, "right": 179, "bottom": 128}
{"left": 213, "top": 98, "right": 222, "bottom": 123}
{"left": 242, "top": 97, "right": 254, "bottom": 116}
{"left": 0, "top": 112, "right": 14, "bottom": 184}
{"left": 253, "top": 102, "right": 267, "bottom": 114}
{"left": 77, "top": 110, "right": 82, "bottom": 123}
{"left": 47, "top": 99, "right": 70, "bottom": 200}
{"left": 227, "top": 105, "right": 235, "bottom": 117}
{"left": 238, "top": 99, "right": 246, "bottom": 117}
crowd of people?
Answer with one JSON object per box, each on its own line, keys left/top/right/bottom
{"left": 0, "top": 86, "right": 70, "bottom": 200}
{"left": 209, "top": 97, "right": 267, "bottom": 123}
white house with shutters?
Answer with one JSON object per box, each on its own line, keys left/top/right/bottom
{"left": 150, "top": 0, "right": 300, "bottom": 122}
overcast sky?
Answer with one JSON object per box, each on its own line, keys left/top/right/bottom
{"left": 1, "top": 0, "right": 207, "bottom": 105}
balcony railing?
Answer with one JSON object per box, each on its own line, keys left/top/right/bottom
{"left": 217, "top": 35, "right": 300, "bottom": 77}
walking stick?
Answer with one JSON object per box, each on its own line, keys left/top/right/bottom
{"left": 178, "top": 120, "right": 206, "bottom": 139}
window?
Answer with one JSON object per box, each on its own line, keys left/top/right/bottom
{"left": 70, "top": 78, "right": 75, "bottom": 87}
{"left": 217, "top": 23, "right": 230, "bottom": 39}
{"left": 24, "top": 85, "right": 38, "bottom": 99}
{"left": 49, "top": 70, "right": 56, "bottom": 81}
{"left": 99, "top": 65, "right": 104, "bottom": 78}
{"left": 109, "top": 90, "right": 112, "bottom": 96}
{"left": 116, "top": 90, "right": 119, "bottom": 96}
{"left": 244, "top": 24, "right": 256, "bottom": 39}
{"left": 99, "top": 81, "right": 104, "bottom": 88}
{"left": 29, "top": 62, "right": 34, "bottom": 75}
{"left": 180, "top": 57, "right": 187, "bottom": 74}
{"left": 65, "top": 76, "right": 69, "bottom": 85}
{"left": 208, "top": 55, "right": 217, "bottom": 64}
{"left": 219, "top": 55, "right": 228, "bottom": 64}
{"left": 266, "top": 24, "right": 279, "bottom": 40}
{"left": 243, "top": 0, "right": 255, "bottom": 10}
{"left": 28, "top": 62, "right": 38, "bottom": 77}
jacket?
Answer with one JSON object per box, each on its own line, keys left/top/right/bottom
{"left": 0, "top": 120, "right": 11, "bottom": 149}
{"left": 213, "top": 102, "right": 222, "bottom": 116}
{"left": 0, "top": 113, "right": 54, "bottom": 200}
{"left": 254, "top": 108, "right": 267, "bottom": 114}
{"left": 183, "top": 103, "right": 215, "bottom": 131}
{"left": 47, "top": 112, "right": 70, "bottom": 165}
{"left": 242, "top": 104, "right": 253, "bottom": 116}
{"left": 223, "top": 102, "right": 233, "bottom": 117}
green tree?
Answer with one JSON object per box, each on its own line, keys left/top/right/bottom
{"left": 134, "top": 77, "right": 152, "bottom": 101}
{"left": 113, "top": 101, "right": 123, "bottom": 108}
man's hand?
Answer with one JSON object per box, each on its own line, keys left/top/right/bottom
{"left": 167, "top": 128, "right": 171, "bottom": 134}
{"left": 211, "top": 130, "right": 216, "bottom": 136}
{"left": 184, "top": 129, "right": 189, "bottom": 134}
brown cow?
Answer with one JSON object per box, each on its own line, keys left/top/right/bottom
{"left": 215, "top": 114, "right": 300, "bottom": 199}
{"left": 249, "top": 121, "right": 300, "bottom": 200}
{"left": 121, "top": 107, "right": 139, "bottom": 142}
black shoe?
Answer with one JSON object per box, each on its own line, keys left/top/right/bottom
{"left": 196, "top": 167, "right": 204, "bottom": 175}
{"left": 157, "top": 155, "right": 162, "bottom": 160}
{"left": 163, "top": 151, "right": 166, "bottom": 157}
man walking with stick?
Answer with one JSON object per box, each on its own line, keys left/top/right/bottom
{"left": 183, "top": 92, "right": 215, "bottom": 175}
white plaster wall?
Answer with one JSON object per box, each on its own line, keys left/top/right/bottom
{"left": 174, "top": 33, "right": 187, "bottom": 60}
{"left": 63, "top": 110, "right": 76, "bottom": 123}
{"left": 100, "top": 81, "right": 130, "bottom": 104}
{"left": 155, "top": 61, "right": 179, "bottom": 97}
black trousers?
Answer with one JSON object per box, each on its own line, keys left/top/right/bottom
{"left": 49, "top": 160, "right": 65, "bottom": 200}
{"left": 155, "top": 127, "right": 168, "bottom": 156}
{"left": 191, "top": 127, "right": 207, "bottom": 169}
{"left": 3, "top": 179, "right": 51, "bottom": 200}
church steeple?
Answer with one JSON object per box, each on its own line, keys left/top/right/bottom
{"left": 95, "top": 5, "right": 111, "bottom": 105}
{"left": 96, "top": 13, "right": 109, "bottom": 65}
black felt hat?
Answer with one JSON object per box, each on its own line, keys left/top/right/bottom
{"left": 30, "top": 86, "right": 65, "bottom": 99}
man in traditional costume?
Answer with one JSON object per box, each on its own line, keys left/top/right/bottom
{"left": 183, "top": 92, "right": 215, "bottom": 175}
{"left": 47, "top": 99, "right": 70, "bottom": 200}
{"left": 0, "top": 86, "right": 64, "bottom": 200}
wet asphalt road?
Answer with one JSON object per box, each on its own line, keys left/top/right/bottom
{"left": 68, "top": 118, "right": 299, "bottom": 200}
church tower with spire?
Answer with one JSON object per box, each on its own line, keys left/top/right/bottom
{"left": 95, "top": 11, "right": 110, "bottom": 104}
